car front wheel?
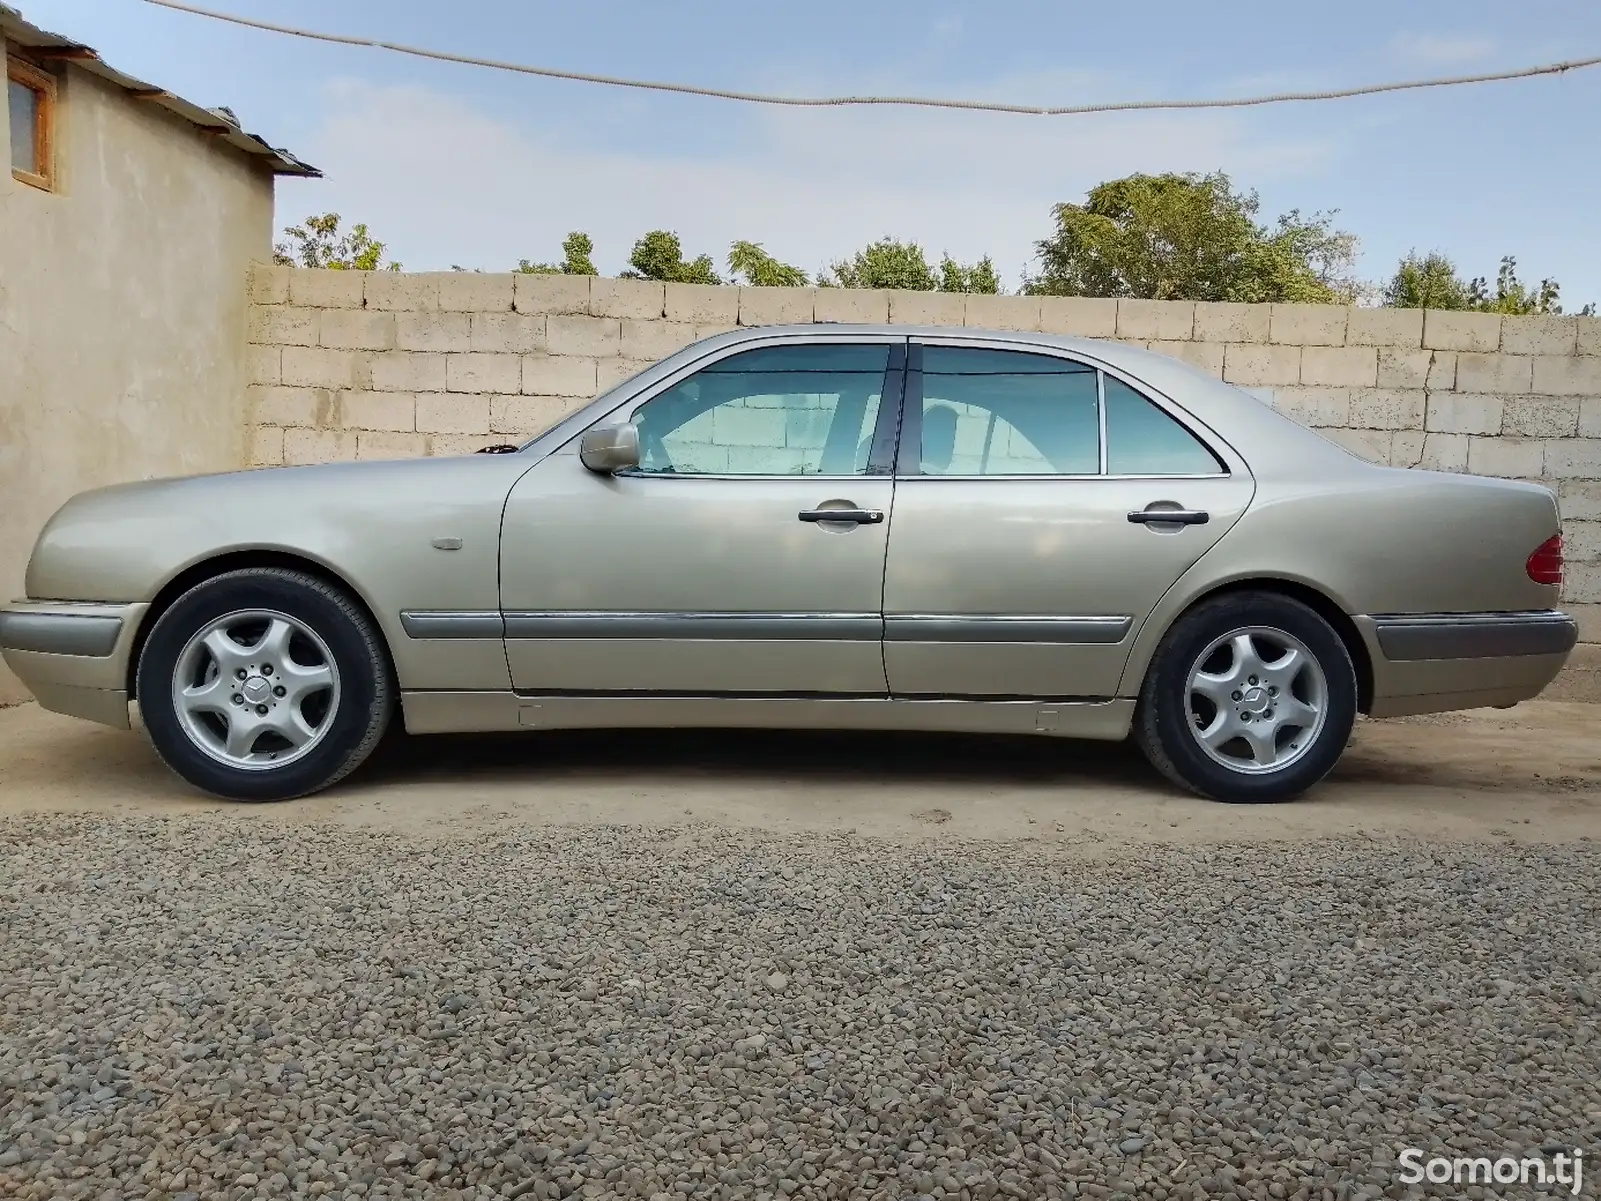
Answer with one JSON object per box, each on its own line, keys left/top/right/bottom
{"left": 1134, "top": 591, "right": 1357, "bottom": 803}
{"left": 136, "top": 568, "right": 394, "bottom": 801}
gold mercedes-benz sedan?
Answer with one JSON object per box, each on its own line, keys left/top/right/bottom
{"left": 1, "top": 325, "right": 1578, "bottom": 803}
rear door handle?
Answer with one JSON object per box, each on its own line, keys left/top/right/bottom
{"left": 1128, "top": 509, "right": 1209, "bottom": 526}
{"left": 799, "top": 508, "right": 884, "bottom": 524}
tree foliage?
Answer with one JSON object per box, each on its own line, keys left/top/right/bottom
{"left": 272, "top": 213, "right": 400, "bottom": 271}
{"left": 517, "top": 232, "right": 597, "bottom": 276}
{"left": 939, "top": 254, "right": 1001, "bottom": 295}
{"left": 728, "top": 240, "right": 808, "bottom": 287}
{"left": 820, "top": 238, "right": 1002, "bottom": 293}
{"left": 621, "top": 230, "right": 720, "bottom": 285}
{"left": 1027, "top": 172, "right": 1356, "bottom": 303}
{"left": 1384, "top": 251, "right": 1585, "bottom": 315}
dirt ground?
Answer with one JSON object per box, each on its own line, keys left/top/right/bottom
{"left": 1, "top": 698, "right": 1599, "bottom": 846}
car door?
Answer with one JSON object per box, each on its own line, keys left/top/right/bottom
{"left": 882, "top": 339, "right": 1255, "bottom": 699}
{"left": 499, "top": 335, "right": 905, "bottom": 695}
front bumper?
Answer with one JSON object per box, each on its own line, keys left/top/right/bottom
{"left": 1357, "top": 609, "right": 1578, "bottom": 717}
{"left": 0, "top": 600, "right": 148, "bottom": 728}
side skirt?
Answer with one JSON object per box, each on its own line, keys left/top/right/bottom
{"left": 400, "top": 691, "right": 1136, "bottom": 741}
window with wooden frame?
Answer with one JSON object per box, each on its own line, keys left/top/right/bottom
{"left": 8, "top": 55, "right": 56, "bottom": 190}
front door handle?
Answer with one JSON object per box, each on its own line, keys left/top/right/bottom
{"left": 1128, "top": 508, "right": 1209, "bottom": 526}
{"left": 799, "top": 507, "right": 884, "bottom": 525}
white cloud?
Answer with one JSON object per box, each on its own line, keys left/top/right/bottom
{"left": 1388, "top": 32, "right": 1497, "bottom": 67}
{"left": 277, "top": 76, "right": 1339, "bottom": 287}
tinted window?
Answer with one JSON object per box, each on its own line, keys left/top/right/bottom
{"left": 1103, "top": 377, "right": 1222, "bottom": 475}
{"left": 918, "top": 348, "right": 1098, "bottom": 475}
{"left": 9, "top": 80, "right": 38, "bottom": 175}
{"left": 631, "top": 344, "right": 888, "bottom": 476}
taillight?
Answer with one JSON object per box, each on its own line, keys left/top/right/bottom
{"left": 1527, "top": 534, "right": 1563, "bottom": 586}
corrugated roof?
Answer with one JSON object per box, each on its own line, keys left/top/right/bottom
{"left": 1, "top": 3, "right": 319, "bottom": 177}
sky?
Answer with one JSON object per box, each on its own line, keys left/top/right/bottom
{"left": 17, "top": 0, "right": 1601, "bottom": 305}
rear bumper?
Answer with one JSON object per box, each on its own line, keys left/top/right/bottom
{"left": 0, "top": 600, "right": 147, "bottom": 728}
{"left": 1357, "top": 610, "right": 1578, "bottom": 717}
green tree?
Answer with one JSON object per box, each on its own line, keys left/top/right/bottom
{"left": 727, "top": 240, "right": 808, "bottom": 287}
{"left": 1027, "top": 172, "right": 1356, "bottom": 303}
{"left": 621, "top": 230, "right": 720, "bottom": 285}
{"left": 1471, "top": 256, "right": 1561, "bottom": 315}
{"left": 272, "top": 213, "right": 400, "bottom": 271}
{"left": 939, "top": 253, "right": 1001, "bottom": 295}
{"left": 1384, "top": 251, "right": 1580, "bottom": 314}
{"left": 821, "top": 238, "right": 938, "bottom": 290}
{"left": 517, "top": 231, "right": 597, "bottom": 276}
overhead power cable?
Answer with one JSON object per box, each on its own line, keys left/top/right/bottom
{"left": 142, "top": 0, "right": 1601, "bottom": 117}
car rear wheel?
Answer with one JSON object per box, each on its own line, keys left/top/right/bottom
{"left": 136, "top": 568, "right": 394, "bottom": 801}
{"left": 1134, "top": 591, "right": 1356, "bottom": 803}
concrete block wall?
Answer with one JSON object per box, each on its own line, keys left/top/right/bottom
{"left": 244, "top": 266, "right": 1601, "bottom": 611}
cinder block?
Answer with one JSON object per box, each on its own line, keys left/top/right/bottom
{"left": 1423, "top": 309, "right": 1501, "bottom": 352}
{"left": 621, "top": 320, "right": 698, "bottom": 361}
{"left": 1502, "top": 396, "right": 1579, "bottom": 437}
{"left": 666, "top": 283, "right": 739, "bottom": 324}
{"left": 1346, "top": 307, "right": 1423, "bottom": 347}
{"left": 416, "top": 393, "right": 491, "bottom": 435}
{"left": 547, "top": 315, "right": 622, "bottom": 356}
{"left": 1424, "top": 393, "right": 1502, "bottom": 435}
{"left": 1271, "top": 387, "right": 1350, "bottom": 426}
{"left": 281, "top": 346, "right": 364, "bottom": 389}
{"left": 1320, "top": 428, "right": 1389, "bottom": 463}
{"left": 599, "top": 358, "right": 659, "bottom": 390}
{"left": 356, "top": 431, "right": 430, "bottom": 460}
{"left": 439, "top": 272, "right": 514, "bottom": 313}
{"left": 515, "top": 273, "right": 592, "bottom": 315}
{"left": 1037, "top": 296, "right": 1117, "bottom": 338}
{"left": 1117, "top": 299, "right": 1194, "bottom": 341}
{"left": 471, "top": 312, "right": 547, "bottom": 354}
{"left": 1427, "top": 351, "right": 1458, "bottom": 390}
{"left": 1456, "top": 353, "right": 1533, "bottom": 394}
{"left": 694, "top": 323, "right": 740, "bottom": 340}
{"left": 963, "top": 293, "right": 1041, "bottom": 332}
{"left": 429, "top": 433, "right": 498, "bottom": 458}
{"left": 320, "top": 309, "right": 396, "bottom": 352}
{"left": 590, "top": 278, "right": 665, "bottom": 320}
{"left": 339, "top": 391, "right": 416, "bottom": 432}
{"left": 813, "top": 287, "right": 890, "bottom": 324}
{"left": 1390, "top": 430, "right": 1426, "bottom": 468}
{"left": 248, "top": 385, "right": 333, "bottom": 428}
{"left": 283, "top": 428, "right": 357, "bottom": 465}
{"left": 1544, "top": 439, "right": 1601, "bottom": 478}
{"left": 447, "top": 353, "right": 521, "bottom": 395}
{"left": 891, "top": 291, "right": 965, "bottom": 327}
{"left": 248, "top": 424, "right": 284, "bottom": 466}
{"left": 1223, "top": 343, "right": 1300, "bottom": 386}
{"left": 1376, "top": 348, "right": 1432, "bottom": 389}
{"left": 370, "top": 352, "right": 447, "bottom": 393}
{"left": 289, "top": 268, "right": 364, "bottom": 309}
{"left": 248, "top": 305, "right": 318, "bottom": 347}
{"left": 1580, "top": 398, "right": 1601, "bottom": 437}
{"left": 1564, "top": 563, "right": 1601, "bottom": 604}
{"left": 396, "top": 312, "right": 472, "bottom": 353}
{"left": 1532, "top": 355, "right": 1601, "bottom": 396}
{"left": 1300, "top": 346, "right": 1377, "bottom": 388}
{"left": 1563, "top": 520, "right": 1601, "bottom": 561}
{"left": 247, "top": 345, "right": 281, "bottom": 387}
{"left": 1147, "top": 340, "right": 1225, "bottom": 377}
{"left": 1467, "top": 436, "right": 1544, "bottom": 478}
{"left": 247, "top": 263, "right": 291, "bottom": 306}
{"left": 490, "top": 394, "right": 587, "bottom": 435}
{"left": 1348, "top": 389, "right": 1425, "bottom": 430}
{"left": 1268, "top": 303, "right": 1348, "bottom": 346}
{"left": 364, "top": 272, "right": 441, "bottom": 312}
{"left": 1418, "top": 432, "right": 1468, "bottom": 472}
{"left": 1559, "top": 480, "right": 1601, "bottom": 521}
{"left": 522, "top": 355, "right": 598, "bottom": 396}
{"left": 740, "top": 287, "right": 816, "bottom": 326}
{"left": 1501, "top": 314, "right": 1578, "bottom": 356}
{"left": 1564, "top": 601, "right": 1601, "bottom": 642}
{"left": 1191, "top": 301, "right": 1268, "bottom": 343}
{"left": 1580, "top": 316, "right": 1601, "bottom": 356}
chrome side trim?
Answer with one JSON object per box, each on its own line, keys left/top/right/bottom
{"left": 399, "top": 611, "right": 505, "bottom": 639}
{"left": 0, "top": 611, "right": 124, "bottom": 657}
{"left": 1370, "top": 610, "right": 1578, "bottom": 661}
{"left": 883, "top": 615, "right": 1133, "bottom": 644}
{"left": 502, "top": 612, "right": 882, "bottom": 640}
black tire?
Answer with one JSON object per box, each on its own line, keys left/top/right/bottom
{"left": 1134, "top": 590, "right": 1357, "bottom": 803}
{"left": 136, "top": 568, "right": 394, "bottom": 801}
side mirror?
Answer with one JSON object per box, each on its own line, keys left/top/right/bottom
{"left": 578, "top": 422, "right": 641, "bottom": 473}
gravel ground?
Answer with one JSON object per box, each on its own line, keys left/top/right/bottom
{"left": 2, "top": 816, "right": 1599, "bottom": 1201}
